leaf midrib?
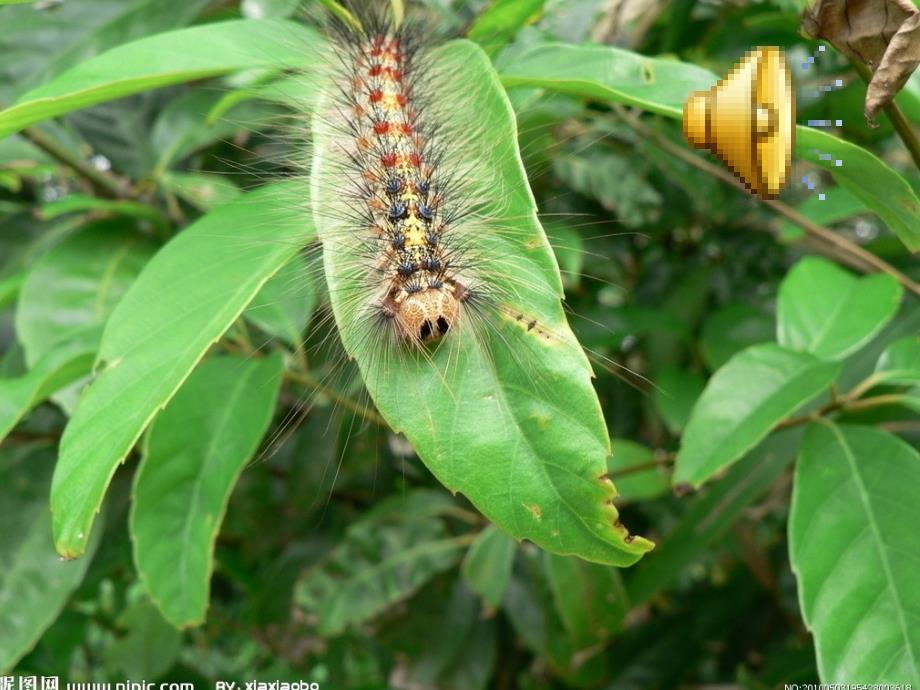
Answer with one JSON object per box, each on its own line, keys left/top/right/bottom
{"left": 173, "top": 363, "right": 258, "bottom": 618}
{"left": 828, "top": 422, "right": 919, "bottom": 676}
{"left": 93, "top": 240, "right": 138, "bottom": 320}
{"left": 802, "top": 279, "right": 857, "bottom": 355}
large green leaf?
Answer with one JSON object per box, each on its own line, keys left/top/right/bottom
{"left": 51, "top": 182, "right": 310, "bottom": 559}
{"left": 313, "top": 39, "right": 652, "bottom": 567}
{"left": 296, "top": 491, "right": 466, "bottom": 635}
{"left": 0, "top": 341, "right": 95, "bottom": 446}
{"left": 132, "top": 354, "right": 283, "bottom": 628}
{"left": 16, "top": 221, "right": 155, "bottom": 367}
{"left": 0, "top": 20, "right": 320, "bottom": 139}
{"left": 674, "top": 343, "right": 840, "bottom": 488}
{"left": 0, "top": 446, "right": 101, "bottom": 673}
{"left": 777, "top": 257, "right": 903, "bottom": 361}
{"left": 790, "top": 423, "right": 920, "bottom": 685}
{"left": 498, "top": 43, "right": 920, "bottom": 251}
{"left": 500, "top": 43, "right": 714, "bottom": 117}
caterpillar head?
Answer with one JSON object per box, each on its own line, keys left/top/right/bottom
{"left": 385, "top": 282, "right": 466, "bottom": 344}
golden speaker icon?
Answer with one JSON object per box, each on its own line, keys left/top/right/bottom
{"left": 683, "top": 46, "right": 795, "bottom": 199}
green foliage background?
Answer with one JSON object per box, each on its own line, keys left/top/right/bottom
{"left": 1, "top": 0, "right": 919, "bottom": 687}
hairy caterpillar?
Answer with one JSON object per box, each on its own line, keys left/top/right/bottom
{"left": 322, "top": 11, "right": 469, "bottom": 344}
{"left": 311, "top": 4, "right": 567, "bottom": 360}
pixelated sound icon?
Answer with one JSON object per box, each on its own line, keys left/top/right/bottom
{"left": 683, "top": 46, "right": 795, "bottom": 199}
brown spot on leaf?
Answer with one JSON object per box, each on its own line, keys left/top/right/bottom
{"left": 640, "top": 61, "right": 655, "bottom": 84}
{"left": 901, "top": 197, "right": 920, "bottom": 213}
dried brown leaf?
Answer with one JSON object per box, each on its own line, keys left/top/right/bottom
{"left": 803, "top": 0, "right": 920, "bottom": 122}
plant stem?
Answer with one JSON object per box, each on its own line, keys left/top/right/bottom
{"left": 762, "top": 199, "right": 920, "bottom": 297}
{"left": 6, "top": 430, "right": 61, "bottom": 444}
{"left": 851, "top": 59, "right": 920, "bottom": 171}
{"left": 609, "top": 454, "right": 675, "bottom": 479}
{"left": 233, "top": 316, "right": 256, "bottom": 353}
{"left": 839, "top": 373, "right": 880, "bottom": 403}
{"left": 19, "top": 126, "right": 131, "bottom": 199}
{"left": 614, "top": 106, "right": 920, "bottom": 298}
{"left": 284, "top": 368, "right": 387, "bottom": 427}
{"left": 881, "top": 420, "right": 920, "bottom": 433}
{"left": 842, "top": 393, "right": 906, "bottom": 413}
{"left": 777, "top": 392, "right": 907, "bottom": 430}
{"left": 441, "top": 506, "right": 486, "bottom": 525}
